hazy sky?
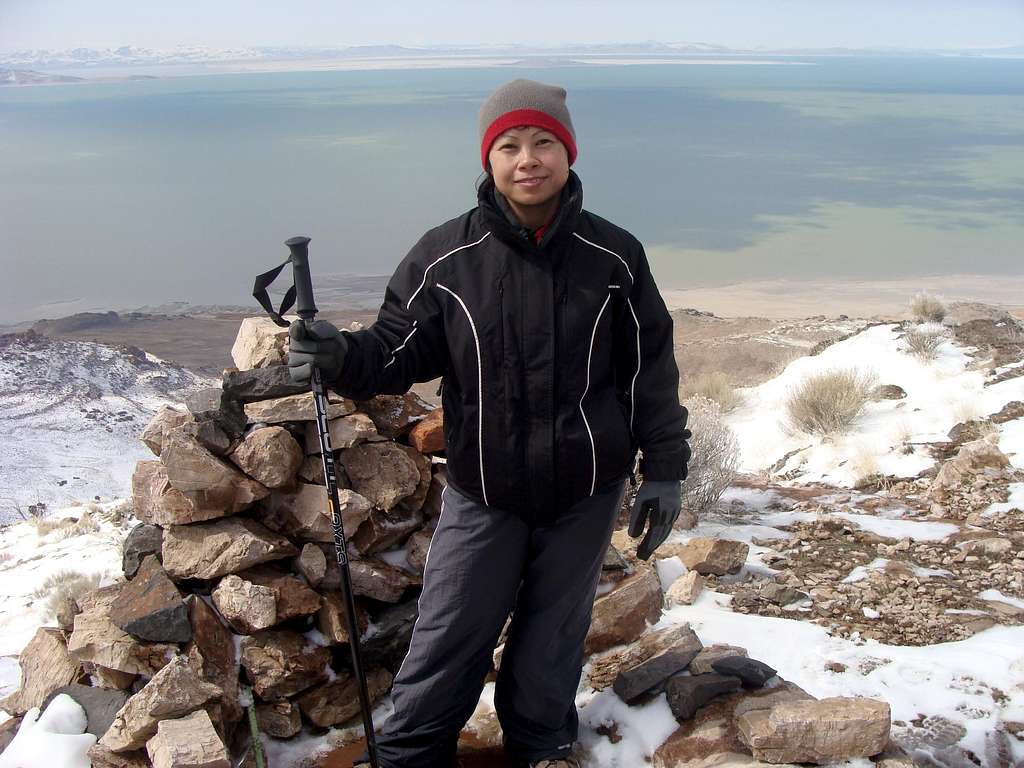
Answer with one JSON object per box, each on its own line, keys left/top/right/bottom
{"left": 2, "top": 0, "right": 1022, "bottom": 52}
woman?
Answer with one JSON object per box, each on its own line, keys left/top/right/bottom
{"left": 289, "top": 78, "right": 691, "bottom": 768}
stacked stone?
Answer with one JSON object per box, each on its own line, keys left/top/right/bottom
{"left": 78, "top": 318, "right": 446, "bottom": 766}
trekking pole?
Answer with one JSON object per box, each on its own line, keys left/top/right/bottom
{"left": 251, "top": 236, "right": 380, "bottom": 768}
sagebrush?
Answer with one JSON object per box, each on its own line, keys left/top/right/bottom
{"left": 678, "top": 396, "right": 740, "bottom": 524}
{"left": 910, "top": 291, "right": 946, "bottom": 324}
{"left": 681, "top": 371, "right": 742, "bottom": 413}
{"left": 785, "top": 367, "right": 878, "bottom": 436}
{"left": 32, "top": 569, "right": 103, "bottom": 620}
{"left": 903, "top": 323, "right": 948, "bottom": 361}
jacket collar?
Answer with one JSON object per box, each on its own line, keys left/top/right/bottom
{"left": 477, "top": 170, "right": 584, "bottom": 254}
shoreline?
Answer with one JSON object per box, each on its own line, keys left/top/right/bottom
{"left": 661, "top": 274, "right": 1024, "bottom": 320}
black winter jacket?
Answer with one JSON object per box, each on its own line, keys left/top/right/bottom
{"left": 332, "top": 171, "right": 689, "bottom": 523}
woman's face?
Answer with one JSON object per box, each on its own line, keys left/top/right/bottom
{"left": 487, "top": 126, "right": 570, "bottom": 212}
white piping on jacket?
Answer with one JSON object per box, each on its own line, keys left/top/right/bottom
{"left": 406, "top": 232, "right": 491, "bottom": 310}
{"left": 393, "top": 485, "right": 448, "bottom": 685}
{"left": 626, "top": 298, "right": 641, "bottom": 436}
{"left": 580, "top": 292, "right": 612, "bottom": 496}
{"left": 436, "top": 283, "right": 489, "bottom": 506}
{"left": 383, "top": 320, "right": 418, "bottom": 369}
{"left": 572, "top": 232, "right": 634, "bottom": 285}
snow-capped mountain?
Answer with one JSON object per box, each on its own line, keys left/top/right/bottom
{"left": 0, "top": 332, "right": 215, "bottom": 519}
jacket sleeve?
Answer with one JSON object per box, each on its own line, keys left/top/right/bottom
{"left": 330, "top": 237, "right": 448, "bottom": 400}
{"left": 614, "top": 243, "right": 689, "bottom": 481}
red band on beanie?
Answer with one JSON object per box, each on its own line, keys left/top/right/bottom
{"left": 481, "top": 109, "right": 578, "bottom": 170}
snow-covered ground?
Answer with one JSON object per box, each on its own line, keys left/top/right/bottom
{"left": 0, "top": 334, "right": 214, "bottom": 519}
{"left": 726, "top": 322, "right": 1024, "bottom": 485}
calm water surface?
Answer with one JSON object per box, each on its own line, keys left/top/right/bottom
{"left": 1, "top": 58, "right": 1022, "bottom": 322}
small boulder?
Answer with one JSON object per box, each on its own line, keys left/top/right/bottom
{"left": 405, "top": 528, "right": 434, "bottom": 574}
{"left": 132, "top": 460, "right": 230, "bottom": 526}
{"left": 665, "top": 571, "right": 704, "bottom": 607}
{"left": 348, "top": 559, "right": 418, "bottom": 603}
{"left": 666, "top": 673, "right": 742, "bottom": 721}
{"left": 184, "top": 388, "right": 246, "bottom": 439}
{"left": 928, "top": 435, "right": 1011, "bottom": 504}
{"left": 674, "top": 538, "right": 748, "bottom": 575}
{"left": 184, "top": 596, "right": 241, "bottom": 727}
{"left": 340, "top": 442, "right": 421, "bottom": 511}
{"left": 711, "top": 656, "right": 777, "bottom": 688}
{"left": 295, "top": 667, "right": 393, "bottom": 727}
{"left": 259, "top": 483, "right": 371, "bottom": 543}
{"left": 238, "top": 631, "right": 330, "bottom": 701}
{"left": 243, "top": 391, "right": 355, "bottom": 424}
{"left": 689, "top": 645, "right": 748, "bottom": 675}
{"left": 122, "top": 524, "right": 163, "bottom": 580}
{"left": 109, "top": 555, "right": 191, "bottom": 644}
{"left": 352, "top": 505, "right": 424, "bottom": 555}
{"left": 304, "top": 413, "right": 380, "bottom": 453}
{"left": 229, "top": 426, "right": 303, "bottom": 489}
{"left": 295, "top": 543, "right": 328, "bottom": 588}
{"left": 222, "top": 366, "right": 307, "bottom": 402}
{"left": 161, "top": 432, "right": 269, "bottom": 514}
{"left": 408, "top": 407, "right": 445, "bottom": 454}
{"left": 211, "top": 575, "right": 277, "bottom": 634}
{"left": 231, "top": 316, "right": 289, "bottom": 371}
{"left": 255, "top": 700, "right": 302, "bottom": 739}
{"left": 0, "top": 627, "right": 83, "bottom": 716}
{"left": 161, "top": 517, "right": 298, "bottom": 581}
{"left": 140, "top": 406, "right": 191, "bottom": 457}
{"left": 145, "top": 708, "right": 229, "bottom": 768}
{"left": 736, "top": 696, "right": 891, "bottom": 764}
{"left": 585, "top": 567, "right": 663, "bottom": 655}
{"left": 316, "top": 591, "right": 370, "bottom": 645}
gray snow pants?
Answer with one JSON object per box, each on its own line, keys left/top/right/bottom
{"left": 375, "top": 478, "right": 627, "bottom": 767}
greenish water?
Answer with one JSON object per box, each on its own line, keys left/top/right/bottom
{"left": 0, "top": 58, "right": 1022, "bottom": 322}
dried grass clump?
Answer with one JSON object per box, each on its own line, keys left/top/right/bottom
{"left": 31, "top": 568, "right": 102, "bottom": 616}
{"left": 785, "top": 367, "right": 878, "bottom": 436}
{"left": 903, "top": 323, "right": 949, "bottom": 361}
{"left": 681, "top": 371, "right": 743, "bottom": 413}
{"left": 51, "top": 510, "right": 101, "bottom": 540}
{"left": 30, "top": 517, "right": 65, "bottom": 537}
{"left": 679, "top": 396, "right": 740, "bottom": 524}
{"left": 910, "top": 291, "right": 947, "bottom": 324}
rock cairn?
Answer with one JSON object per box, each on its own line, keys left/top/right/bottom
{"left": 0, "top": 317, "right": 899, "bottom": 767}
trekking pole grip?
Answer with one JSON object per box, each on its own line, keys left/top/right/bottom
{"left": 285, "top": 236, "right": 317, "bottom": 321}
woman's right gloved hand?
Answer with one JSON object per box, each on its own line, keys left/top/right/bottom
{"left": 287, "top": 319, "right": 349, "bottom": 385}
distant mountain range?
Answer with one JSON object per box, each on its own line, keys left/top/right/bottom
{"left": 2, "top": 42, "right": 1022, "bottom": 70}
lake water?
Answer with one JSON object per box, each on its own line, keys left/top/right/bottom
{"left": 1, "top": 57, "right": 1022, "bottom": 323}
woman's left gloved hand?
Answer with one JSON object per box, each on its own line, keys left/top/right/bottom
{"left": 628, "top": 480, "right": 682, "bottom": 560}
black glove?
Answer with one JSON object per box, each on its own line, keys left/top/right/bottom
{"left": 287, "top": 319, "right": 349, "bottom": 385}
{"left": 628, "top": 479, "right": 682, "bottom": 560}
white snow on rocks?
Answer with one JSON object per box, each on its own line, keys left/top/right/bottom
{"left": 725, "top": 322, "right": 1024, "bottom": 486}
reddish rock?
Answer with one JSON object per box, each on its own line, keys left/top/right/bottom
{"left": 229, "top": 426, "right": 303, "bottom": 489}
{"left": 585, "top": 567, "right": 663, "bottom": 655}
{"left": 408, "top": 408, "right": 445, "bottom": 453}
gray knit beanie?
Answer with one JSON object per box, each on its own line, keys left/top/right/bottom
{"left": 478, "top": 78, "right": 577, "bottom": 169}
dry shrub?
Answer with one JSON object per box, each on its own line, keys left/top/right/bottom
{"left": 31, "top": 569, "right": 102, "bottom": 621}
{"left": 785, "top": 367, "right": 878, "bottom": 436}
{"left": 679, "top": 396, "right": 740, "bottom": 524}
{"left": 903, "top": 323, "right": 949, "bottom": 361}
{"left": 30, "top": 517, "right": 66, "bottom": 537}
{"left": 910, "top": 291, "right": 947, "bottom": 324}
{"left": 681, "top": 371, "right": 743, "bottom": 412}
{"left": 52, "top": 510, "right": 101, "bottom": 540}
